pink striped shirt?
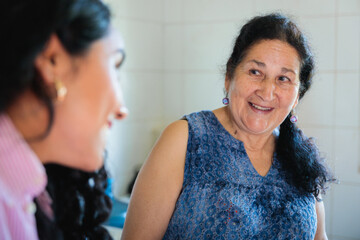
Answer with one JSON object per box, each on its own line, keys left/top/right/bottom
{"left": 0, "top": 114, "right": 47, "bottom": 240}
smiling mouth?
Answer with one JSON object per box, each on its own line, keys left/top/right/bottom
{"left": 249, "top": 102, "right": 273, "bottom": 111}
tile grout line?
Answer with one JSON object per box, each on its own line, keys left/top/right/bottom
{"left": 358, "top": 12, "right": 360, "bottom": 177}
{"left": 329, "top": 0, "right": 339, "bottom": 235}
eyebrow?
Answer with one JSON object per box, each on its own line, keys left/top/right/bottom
{"left": 247, "top": 59, "right": 265, "bottom": 67}
{"left": 281, "top": 67, "right": 296, "bottom": 75}
{"left": 247, "top": 59, "right": 296, "bottom": 75}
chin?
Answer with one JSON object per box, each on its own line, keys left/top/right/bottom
{"left": 78, "top": 135, "right": 107, "bottom": 172}
{"left": 246, "top": 125, "right": 271, "bottom": 135}
{"left": 81, "top": 153, "right": 104, "bottom": 172}
{"left": 65, "top": 149, "right": 104, "bottom": 172}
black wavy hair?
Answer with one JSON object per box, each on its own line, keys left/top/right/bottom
{"left": 35, "top": 164, "right": 113, "bottom": 240}
{"left": 0, "top": 0, "right": 111, "bottom": 139}
{"left": 226, "top": 13, "right": 335, "bottom": 199}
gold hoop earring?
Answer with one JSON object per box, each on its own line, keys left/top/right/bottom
{"left": 54, "top": 78, "right": 67, "bottom": 102}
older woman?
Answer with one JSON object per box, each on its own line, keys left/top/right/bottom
{"left": 122, "top": 13, "right": 334, "bottom": 240}
{"left": 0, "top": 0, "right": 127, "bottom": 239}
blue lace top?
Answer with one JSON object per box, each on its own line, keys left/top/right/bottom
{"left": 163, "top": 111, "right": 317, "bottom": 240}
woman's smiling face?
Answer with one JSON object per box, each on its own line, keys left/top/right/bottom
{"left": 226, "top": 39, "right": 301, "bottom": 136}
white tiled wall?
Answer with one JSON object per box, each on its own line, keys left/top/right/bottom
{"left": 300, "top": 17, "right": 336, "bottom": 72}
{"left": 335, "top": 73, "right": 359, "bottom": 127}
{"left": 104, "top": 0, "right": 165, "bottom": 199}
{"left": 297, "top": 73, "right": 336, "bottom": 127}
{"left": 107, "top": 0, "right": 360, "bottom": 239}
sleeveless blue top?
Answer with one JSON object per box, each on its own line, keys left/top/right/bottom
{"left": 163, "top": 111, "right": 317, "bottom": 240}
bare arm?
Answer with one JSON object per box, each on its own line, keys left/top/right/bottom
{"left": 314, "top": 196, "right": 328, "bottom": 240}
{"left": 121, "top": 120, "right": 188, "bottom": 240}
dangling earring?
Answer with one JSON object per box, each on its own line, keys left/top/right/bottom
{"left": 290, "top": 109, "right": 298, "bottom": 123}
{"left": 54, "top": 78, "right": 67, "bottom": 102}
{"left": 222, "top": 93, "right": 229, "bottom": 105}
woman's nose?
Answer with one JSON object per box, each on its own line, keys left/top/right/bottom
{"left": 257, "top": 79, "right": 276, "bottom": 102}
{"left": 115, "top": 106, "right": 129, "bottom": 120}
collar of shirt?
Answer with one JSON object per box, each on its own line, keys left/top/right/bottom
{"left": 0, "top": 113, "right": 47, "bottom": 203}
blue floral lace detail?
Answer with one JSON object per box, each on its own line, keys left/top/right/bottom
{"left": 163, "top": 111, "right": 317, "bottom": 240}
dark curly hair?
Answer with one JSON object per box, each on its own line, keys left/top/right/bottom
{"left": 226, "top": 13, "right": 336, "bottom": 199}
{"left": 35, "top": 164, "right": 113, "bottom": 240}
{"left": 0, "top": 0, "right": 111, "bottom": 139}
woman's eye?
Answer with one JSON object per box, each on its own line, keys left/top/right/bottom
{"left": 278, "top": 76, "right": 290, "bottom": 82}
{"left": 249, "top": 69, "right": 261, "bottom": 76}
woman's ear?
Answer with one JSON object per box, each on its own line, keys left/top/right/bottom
{"left": 292, "top": 93, "right": 300, "bottom": 110}
{"left": 34, "top": 34, "right": 71, "bottom": 86}
{"left": 225, "top": 75, "right": 230, "bottom": 93}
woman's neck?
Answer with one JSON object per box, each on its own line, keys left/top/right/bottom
{"left": 213, "top": 106, "right": 276, "bottom": 154}
{"left": 6, "top": 90, "right": 50, "bottom": 162}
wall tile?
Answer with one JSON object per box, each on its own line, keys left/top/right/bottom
{"left": 183, "top": 0, "right": 254, "bottom": 22}
{"left": 335, "top": 73, "right": 360, "bottom": 127}
{"left": 254, "top": 0, "right": 287, "bottom": 15}
{"left": 331, "top": 184, "right": 360, "bottom": 238}
{"left": 184, "top": 72, "right": 224, "bottom": 113}
{"left": 297, "top": 73, "right": 335, "bottom": 127}
{"left": 289, "top": 0, "right": 336, "bottom": 16}
{"left": 183, "top": 22, "right": 239, "bottom": 71}
{"left": 164, "top": 0, "right": 183, "bottom": 23}
{"left": 255, "top": 0, "right": 336, "bottom": 16}
{"left": 334, "top": 129, "right": 360, "bottom": 183}
{"left": 164, "top": 25, "right": 185, "bottom": 70}
{"left": 114, "top": 21, "right": 163, "bottom": 71}
{"left": 337, "top": 16, "right": 360, "bottom": 71}
{"left": 121, "top": 71, "right": 164, "bottom": 121}
{"left": 163, "top": 73, "right": 185, "bottom": 121}
{"left": 337, "top": 0, "right": 360, "bottom": 15}
{"left": 107, "top": 0, "right": 163, "bottom": 22}
{"left": 300, "top": 17, "right": 336, "bottom": 71}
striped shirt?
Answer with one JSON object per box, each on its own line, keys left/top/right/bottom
{"left": 0, "top": 114, "right": 46, "bottom": 240}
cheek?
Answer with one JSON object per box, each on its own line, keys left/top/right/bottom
{"left": 108, "top": 68, "right": 122, "bottom": 105}
{"left": 230, "top": 80, "right": 254, "bottom": 100}
{"left": 279, "top": 89, "right": 299, "bottom": 109}
{"left": 98, "top": 64, "right": 118, "bottom": 104}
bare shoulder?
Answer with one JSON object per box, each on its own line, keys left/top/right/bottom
{"left": 137, "top": 119, "right": 189, "bottom": 182}
{"left": 161, "top": 119, "right": 188, "bottom": 140}
{"left": 121, "top": 120, "right": 189, "bottom": 240}
{"left": 314, "top": 195, "right": 328, "bottom": 240}
{"left": 148, "top": 119, "right": 188, "bottom": 163}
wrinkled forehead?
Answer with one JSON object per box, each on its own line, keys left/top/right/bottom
{"left": 241, "top": 40, "right": 301, "bottom": 69}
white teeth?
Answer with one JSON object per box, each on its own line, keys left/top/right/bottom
{"left": 251, "top": 103, "right": 271, "bottom": 111}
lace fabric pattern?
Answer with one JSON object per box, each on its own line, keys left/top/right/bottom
{"left": 163, "top": 111, "right": 316, "bottom": 240}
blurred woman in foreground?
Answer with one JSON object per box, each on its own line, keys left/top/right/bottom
{"left": 0, "top": 0, "right": 127, "bottom": 239}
